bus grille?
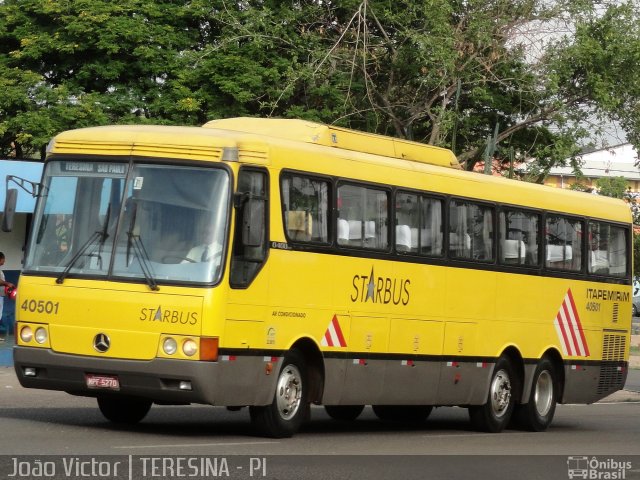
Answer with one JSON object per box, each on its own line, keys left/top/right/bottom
{"left": 602, "top": 334, "right": 626, "bottom": 361}
{"left": 597, "top": 334, "right": 626, "bottom": 395}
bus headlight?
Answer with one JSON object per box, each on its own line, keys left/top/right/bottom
{"left": 182, "top": 339, "right": 198, "bottom": 357}
{"left": 163, "top": 337, "right": 178, "bottom": 355}
{"left": 34, "top": 327, "right": 48, "bottom": 344}
{"left": 20, "top": 326, "right": 33, "bottom": 343}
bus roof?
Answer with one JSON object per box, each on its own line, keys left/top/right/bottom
{"left": 49, "top": 120, "right": 631, "bottom": 224}
{"left": 203, "top": 117, "right": 461, "bottom": 170}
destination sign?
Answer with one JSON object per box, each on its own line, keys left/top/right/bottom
{"left": 61, "top": 162, "right": 127, "bottom": 175}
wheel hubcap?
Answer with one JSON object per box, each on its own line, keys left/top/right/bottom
{"left": 534, "top": 370, "right": 553, "bottom": 417}
{"left": 490, "top": 369, "right": 512, "bottom": 418}
{"left": 276, "top": 364, "right": 302, "bottom": 420}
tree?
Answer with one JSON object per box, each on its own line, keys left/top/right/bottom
{"left": 0, "top": 63, "right": 108, "bottom": 158}
{"left": 1, "top": 0, "right": 639, "bottom": 175}
{"left": 0, "top": 0, "right": 220, "bottom": 157}
{"left": 634, "top": 233, "right": 640, "bottom": 280}
{"left": 297, "top": 0, "right": 640, "bottom": 176}
{"left": 595, "top": 176, "right": 629, "bottom": 199}
{"left": 0, "top": 0, "right": 342, "bottom": 157}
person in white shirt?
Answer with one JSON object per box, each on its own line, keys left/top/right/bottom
{"left": 182, "top": 224, "right": 222, "bottom": 265}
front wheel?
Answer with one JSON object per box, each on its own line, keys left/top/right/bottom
{"left": 250, "top": 350, "right": 308, "bottom": 438}
{"left": 97, "top": 396, "right": 152, "bottom": 424}
{"left": 512, "top": 357, "right": 557, "bottom": 431}
{"left": 469, "top": 356, "right": 516, "bottom": 432}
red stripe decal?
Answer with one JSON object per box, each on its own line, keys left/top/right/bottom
{"left": 562, "top": 301, "right": 581, "bottom": 356}
{"left": 567, "top": 289, "right": 590, "bottom": 357}
{"left": 556, "top": 312, "right": 574, "bottom": 356}
{"left": 332, "top": 315, "right": 347, "bottom": 348}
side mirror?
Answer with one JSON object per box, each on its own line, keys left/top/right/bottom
{"left": 2, "top": 188, "right": 18, "bottom": 232}
{"left": 242, "top": 198, "right": 265, "bottom": 247}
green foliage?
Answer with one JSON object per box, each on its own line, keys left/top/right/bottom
{"left": 595, "top": 176, "right": 629, "bottom": 199}
{"left": 310, "top": 0, "right": 640, "bottom": 175}
{"left": 634, "top": 233, "right": 640, "bottom": 279}
{"left": 0, "top": 0, "right": 639, "bottom": 171}
{"left": 569, "top": 182, "right": 592, "bottom": 193}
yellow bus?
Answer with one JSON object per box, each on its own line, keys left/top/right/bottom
{"left": 5, "top": 118, "right": 632, "bottom": 437}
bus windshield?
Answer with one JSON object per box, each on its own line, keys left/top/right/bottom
{"left": 25, "top": 160, "right": 230, "bottom": 285}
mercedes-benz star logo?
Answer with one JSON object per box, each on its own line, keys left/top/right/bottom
{"left": 93, "top": 333, "right": 111, "bottom": 353}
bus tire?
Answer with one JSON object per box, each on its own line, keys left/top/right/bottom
{"left": 372, "top": 405, "right": 432, "bottom": 423}
{"left": 324, "top": 405, "right": 364, "bottom": 421}
{"left": 250, "top": 350, "right": 308, "bottom": 438}
{"left": 97, "top": 396, "right": 152, "bottom": 424}
{"left": 512, "top": 357, "right": 557, "bottom": 432}
{"left": 469, "top": 356, "right": 515, "bottom": 432}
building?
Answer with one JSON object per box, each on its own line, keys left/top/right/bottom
{"left": 0, "top": 159, "right": 44, "bottom": 335}
{"left": 544, "top": 143, "right": 640, "bottom": 192}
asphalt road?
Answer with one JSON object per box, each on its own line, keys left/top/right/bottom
{"left": 627, "top": 368, "right": 640, "bottom": 391}
{"left": 1, "top": 367, "right": 639, "bottom": 480}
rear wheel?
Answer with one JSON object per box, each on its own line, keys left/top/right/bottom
{"left": 513, "top": 357, "right": 557, "bottom": 431}
{"left": 97, "top": 396, "right": 152, "bottom": 424}
{"left": 324, "top": 405, "right": 365, "bottom": 421}
{"left": 250, "top": 350, "right": 308, "bottom": 438}
{"left": 372, "top": 405, "right": 432, "bottom": 423}
{"left": 469, "top": 356, "right": 516, "bottom": 432}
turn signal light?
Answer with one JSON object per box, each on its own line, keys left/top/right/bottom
{"left": 200, "top": 337, "right": 219, "bottom": 361}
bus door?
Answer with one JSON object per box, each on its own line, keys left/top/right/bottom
{"left": 222, "top": 167, "right": 270, "bottom": 404}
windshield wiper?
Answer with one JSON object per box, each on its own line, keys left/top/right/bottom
{"left": 56, "top": 204, "right": 112, "bottom": 285}
{"left": 127, "top": 232, "right": 159, "bottom": 291}
{"left": 125, "top": 204, "right": 158, "bottom": 291}
{"left": 55, "top": 231, "right": 104, "bottom": 284}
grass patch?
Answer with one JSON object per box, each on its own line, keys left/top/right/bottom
{"left": 631, "top": 345, "right": 640, "bottom": 356}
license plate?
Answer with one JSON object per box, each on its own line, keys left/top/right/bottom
{"left": 85, "top": 374, "right": 120, "bottom": 390}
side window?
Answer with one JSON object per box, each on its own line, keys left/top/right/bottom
{"left": 281, "top": 174, "right": 330, "bottom": 244}
{"left": 420, "top": 196, "right": 444, "bottom": 256}
{"left": 337, "top": 183, "right": 388, "bottom": 250}
{"left": 395, "top": 191, "right": 443, "bottom": 256}
{"left": 545, "top": 215, "right": 583, "bottom": 272}
{"left": 230, "top": 169, "right": 268, "bottom": 288}
{"left": 449, "top": 200, "right": 494, "bottom": 261}
{"left": 499, "top": 209, "right": 540, "bottom": 266}
{"left": 588, "top": 221, "right": 628, "bottom": 277}
{"left": 395, "top": 192, "right": 419, "bottom": 253}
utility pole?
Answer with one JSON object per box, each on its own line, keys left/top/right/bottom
{"left": 483, "top": 122, "right": 499, "bottom": 175}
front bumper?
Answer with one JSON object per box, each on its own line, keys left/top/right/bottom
{"left": 13, "top": 346, "right": 277, "bottom": 406}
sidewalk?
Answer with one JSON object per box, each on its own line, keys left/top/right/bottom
{"left": 604, "top": 388, "right": 640, "bottom": 402}
{"left": 630, "top": 334, "right": 640, "bottom": 369}
{"left": 0, "top": 334, "right": 13, "bottom": 367}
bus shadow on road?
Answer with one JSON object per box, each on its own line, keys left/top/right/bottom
{"left": 0, "top": 404, "right": 586, "bottom": 438}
